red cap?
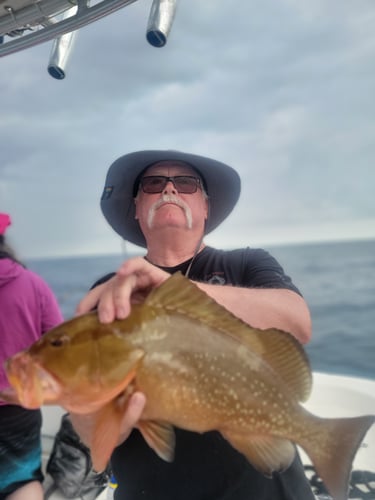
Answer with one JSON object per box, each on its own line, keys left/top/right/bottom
{"left": 0, "top": 213, "right": 11, "bottom": 235}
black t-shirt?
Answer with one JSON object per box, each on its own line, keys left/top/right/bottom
{"left": 94, "top": 246, "right": 314, "bottom": 500}
{"left": 93, "top": 246, "right": 301, "bottom": 294}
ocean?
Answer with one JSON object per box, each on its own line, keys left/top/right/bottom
{"left": 26, "top": 238, "right": 375, "bottom": 381}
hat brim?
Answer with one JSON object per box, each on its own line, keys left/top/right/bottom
{"left": 100, "top": 150, "right": 241, "bottom": 247}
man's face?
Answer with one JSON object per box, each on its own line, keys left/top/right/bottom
{"left": 134, "top": 161, "right": 208, "bottom": 237}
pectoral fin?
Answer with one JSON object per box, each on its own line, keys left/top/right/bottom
{"left": 70, "top": 394, "right": 130, "bottom": 472}
{"left": 137, "top": 420, "right": 176, "bottom": 462}
{"left": 91, "top": 398, "right": 131, "bottom": 472}
{"left": 222, "top": 431, "right": 296, "bottom": 476}
{"left": 69, "top": 374, "right": 140, "bottom": 472}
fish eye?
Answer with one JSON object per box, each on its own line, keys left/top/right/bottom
{"left": 49, "top": 334, "right": 70, "bottom": 347}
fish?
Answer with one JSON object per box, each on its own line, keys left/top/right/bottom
{"left": 1, "top": 272, "right": 373, "bottom": 500}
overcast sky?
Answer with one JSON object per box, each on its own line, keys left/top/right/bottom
{"left": 1, "top": 0, "right": 374, "bottom": 259}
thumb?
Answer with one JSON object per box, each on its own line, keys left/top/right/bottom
{"left": 119, "top": 392, "right": 146, "bottom": 442}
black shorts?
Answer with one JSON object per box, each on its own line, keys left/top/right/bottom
{"left": 0, "top": 405, "right": 44, "bottom": 498}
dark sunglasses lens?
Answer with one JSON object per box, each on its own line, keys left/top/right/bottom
{"left": 141, "top": 176, "right": 199, "bottom": 193}
{"left": 141, "top": 177, "right": 167, "bottom": 193}
{"left": 174, "top": 177, "right": 198, "bottom": 193}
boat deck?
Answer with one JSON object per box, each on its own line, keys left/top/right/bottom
{"left": 41, "top": 406, "right": 109, "bottom": 500}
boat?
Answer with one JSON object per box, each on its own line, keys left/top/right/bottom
{"left": 40, "top": 371, "right": 375, "bottom": 500}
{"left": 300, "top": 372, "right": 375, "bottom": 499}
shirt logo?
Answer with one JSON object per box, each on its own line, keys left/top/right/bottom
{"left": 206, "top": 273, "right": 226, "bottom": 285}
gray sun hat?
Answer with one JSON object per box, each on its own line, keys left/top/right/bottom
{"left": 100, "top": 150, "right": 241, "bottom": 248}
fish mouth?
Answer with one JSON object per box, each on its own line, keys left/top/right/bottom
{"left": 5, "top": 352, "right": 62, "bottom": 408}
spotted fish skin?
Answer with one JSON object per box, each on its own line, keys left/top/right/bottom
{"left": 2, "top": 273, "right": 374, "bottom": 500}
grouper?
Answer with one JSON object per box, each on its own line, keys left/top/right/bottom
{"left": 1, "top": 272, "right": 373, "bottom": 500}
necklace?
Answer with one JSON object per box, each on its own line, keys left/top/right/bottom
{"left": 144, "top": 235, "right": 204, "bottom": 278}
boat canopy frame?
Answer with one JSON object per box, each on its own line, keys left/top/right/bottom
{"left": 0, "top": 0, "right": 138, "bottom": 57}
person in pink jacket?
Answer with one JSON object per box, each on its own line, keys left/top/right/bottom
{"left": 0, "top": 213, "right": 63, "bottom": 500}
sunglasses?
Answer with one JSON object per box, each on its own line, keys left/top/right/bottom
{"left": 139, "top": 175, "right": 202, "bottom": 194}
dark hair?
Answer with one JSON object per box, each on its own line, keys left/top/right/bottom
{"left": 0, "top": 235, "right": 25, "bottom": 267}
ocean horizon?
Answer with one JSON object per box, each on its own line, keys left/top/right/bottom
{"left": 26, "top": 238, "right": 375, "bottom": 381}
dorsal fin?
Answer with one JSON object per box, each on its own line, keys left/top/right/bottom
{"left": 145, "top": 272, "right": 312, "bottom": 402}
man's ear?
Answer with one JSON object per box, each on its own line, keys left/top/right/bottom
{"left": 134, "top": 197, "right": 139, "bottom": 220}
{"left": 204, "top": 199, "right": 209, "bottom": 221}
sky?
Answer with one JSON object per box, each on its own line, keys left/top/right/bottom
{"left": 1, "top": 0, "right": 375, "bottom": 259}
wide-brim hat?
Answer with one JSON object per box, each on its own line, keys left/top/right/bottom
{"left": 100, "top": 150, "right": 241, "bottom": 247}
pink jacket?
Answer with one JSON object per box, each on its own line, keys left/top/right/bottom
{"left": 0, "top": 258, "right": 63, "bottom": 399}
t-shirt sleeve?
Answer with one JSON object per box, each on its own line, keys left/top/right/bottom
{"left": 242, "top": 248, "right": 301, "bottom": 295}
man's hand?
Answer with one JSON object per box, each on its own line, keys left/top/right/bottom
{"left": 118, "top": 391, "right": 147, "bottom": 444}
{"left": 70, "top": 391, "right": 146, "bottom": 456}
{"left": 75, "top": 257, "right": 170, "bottom": 323}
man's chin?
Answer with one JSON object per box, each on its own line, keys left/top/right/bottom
{"left": 147, "top": 220, "right": 193, "bottom": 232}
{"left": 148, "top": 212, "right": 192, "bottom": 231}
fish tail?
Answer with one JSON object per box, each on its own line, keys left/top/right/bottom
{"left": 302, "top": 414, "right": 374, "bottom": 500}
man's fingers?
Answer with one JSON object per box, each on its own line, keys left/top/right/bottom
{"left": 116, "top": 257, "right": 150, "bottom": 279}
{"left": 112, "top": 273, "right": 137, "bottom": 319}
{"left": 117, "top": 257, "right": 168, "bottom": 288}
{"left": 75, "top": 283, "right": 106, "bottom": 316}
{"left": 75, "top": 257, "right": 171, "bottom": 324}
{"left": 75, "top": 274, "right": 133, "bottom": 322}
{"left": 119, "top": 392, "right": 146, "bottom": 443}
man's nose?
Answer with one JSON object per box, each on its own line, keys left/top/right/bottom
{"left": 163, "top": 179, "right": 177, "bottom": 193}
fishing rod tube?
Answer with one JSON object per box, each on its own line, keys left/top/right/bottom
{"left": 146, "top": 0, "right": 177, "bottom": 47}
{"left": 47, "top": 7, "right": 78, "bottom": 79}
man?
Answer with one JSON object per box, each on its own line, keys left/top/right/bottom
{"left": 76, "top": 150, "right": 314, "bottom": 500}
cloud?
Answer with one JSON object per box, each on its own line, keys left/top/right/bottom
{"left": 1, "top": 0, "right": 374, "bottom": 257}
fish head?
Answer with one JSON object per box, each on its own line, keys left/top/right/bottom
{"left": 4, "top": 350, "right": 61, "bottom": 408}
{"left": 3, "top": 312, "right": 145, "bottom": 412}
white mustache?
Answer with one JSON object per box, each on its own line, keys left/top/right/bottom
{"left": 147, "top": 194, "right": 193, "bottom": 229}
